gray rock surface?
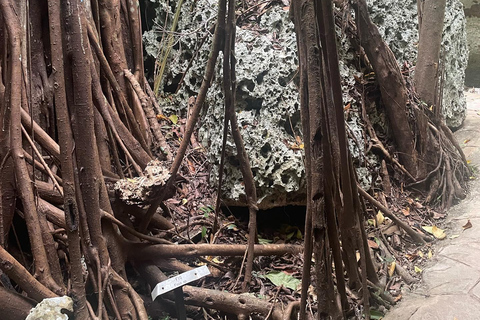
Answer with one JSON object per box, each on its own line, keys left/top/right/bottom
{"left": 144, "top": 1, "right": 307, "bottom": 208}
{"left": 367, "top": 0, "right": 468, "bottom": 128}
{"left": 144, "top": 0, "right": 469, "bottom": 208}
{"left": 460, "top": 0, "right": 480, "bottom": 87}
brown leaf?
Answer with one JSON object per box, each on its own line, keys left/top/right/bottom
{"left": 414, "top": 201, "right": 424, "bottom": 209}
{"left": 463, "top": 220, "right": 472, "bottom": 231}
{"left": 431, "top": 211, "right": 445, "bottom": 220}
{"left": 383, "top": 224, "right": 400, "bottom": 236}
{"left": 402, "top": 207, "right": 410, "bottom": 216}
{"left": 186, "top": 159, "right": 196, "bottom": 174}
{"left": 367, "top": 239, "right": 379, "bottom": 249}
{"left": 405, "top": 253, "right": 419, "bottom": 261}
{"left": 389, "top": 281, "right": 401, "bottom": 291}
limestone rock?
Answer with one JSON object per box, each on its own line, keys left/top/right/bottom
{"left": 143, "top": 0, "right": 468, "bottom": 208}
{"left": 26, "top": 296, "right": 73, "bottom": 320}
{"left": 144, "top": 1, "right": 306, "bottom": 208}
{"left": 366, "top": 0, "right": 468, "bottom": 128}
{"left": 461, "top": 0, "right": 480, "bottom": 87}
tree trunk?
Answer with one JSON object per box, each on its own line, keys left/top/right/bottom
{"left": 353, "top": 0, "right": 420, "bottom": 178}
{"left": 415, "top": 0, "right": 447, "bottom": 111}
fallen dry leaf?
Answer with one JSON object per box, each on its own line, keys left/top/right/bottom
{"left": 405, "top": 253, "right": 419, "bottom": 261}
{"left": 414, "top": 201, "right": 424, "bottom": 209}
{"left": 376, "top": 210, "right": 385, "bottom": 225}
{"left": 389, "top": 282, "right": 401, "bottom": 291}
{"left": 388, "top": 261, "right": 396, "bottom": 277}
{"left": 422, "top": 225, "right": 446, "bottom": 240}
{"left": 431, "top": 211, "right": 445, "bottom": 220}
{"left": 383, "top": 224, "right": 400, "bottom": 236}
{"left": 367, "top": 239, "right": 379, "bottom": 249}
{"left": 186, "top": 159, "right": 196, "bottom": 174}
{"left": 414, "top": 266, "right": 423, "bottom": 273}
{"left": 428, "top": 250, "right": 433, "bottom": 259}
{"left": 156, "top": 114, "right": 169, "bottom": 121}
{"left": 432, "top": 226, "right": 446, "bottom": 239}
{"left": 402, "top": 207, "right": 410, "bottom": 216}
{"left": 463, "top": 220, "right": 472, "bottom": 231}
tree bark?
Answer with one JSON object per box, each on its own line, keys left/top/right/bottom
{"left": 415, "top": 0, "right": 447, "bottom": 110}
{"left": 48, "top": 0, "right": 89, "bottom": 316}
{"left": 353, "top": 0, "right": 419, "bottom": 178}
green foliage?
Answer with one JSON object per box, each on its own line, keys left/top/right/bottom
{"left": 265, "top": 271, "right": 301, "bottom": 291}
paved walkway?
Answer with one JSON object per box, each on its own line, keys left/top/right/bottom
{"left": 384, "top": 91, "right": 480, "bottom": 319}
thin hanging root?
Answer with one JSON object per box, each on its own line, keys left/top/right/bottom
{"left": 221, "top": 0, "right": 258, "bottom": 292}
{"left": 23, "top": 152, "right": 63, "bottom": 184}
{"left": 110, "top": 270, "right": 148, "bottom": 320}
{"left": 90, "top": 62, "right": 146, "bottom": 175}
{"left": 20, "top": 109, "right": 61, "bottom": 161}
{"left": 439, "top": 122, "right": 471, "bottom": 174}
{"left": 360, "top": 98, "right": 416, "bottom": 182}
{"left": 87, "top": 301, "right": 100, "bottom": 320}
{"left": 21, "top": 126, "right": 63, "bottom": 197}
{"left": 124, "top": 69, "right": 172, "bottom": 160}
{"left": 100, "top": 210, "right": 171, "bottom": 244}
{"left": 86, "top": 22, "right": 150, "bottom": 154}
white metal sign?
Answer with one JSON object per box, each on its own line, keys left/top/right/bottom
{"left": 151, "top": 265, "right": 211, "bottom": 301}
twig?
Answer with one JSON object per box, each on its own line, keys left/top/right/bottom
{"left": 376, "top": 238, "right": 416, "bottom": 285}
{"left": 230, "top": 249, "right": 248, "bottom": 291}
{"left": 266, "top": 285, "right": 282, "bottom": 320}
{"left": 21, "top": 126, "right": 63, "bottom": 197}
{"left": 124, "top": 69, "right": 172, "bottom": 160}
{"left": 100, "top": 210, "right": 172, "bottom": 245}
{"left": 357, "top": 185, "right": 430, "bottom": 244}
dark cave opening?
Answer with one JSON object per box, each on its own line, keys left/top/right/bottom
{"left": 223, "top": 205, "right": 307, "bottom": 239}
